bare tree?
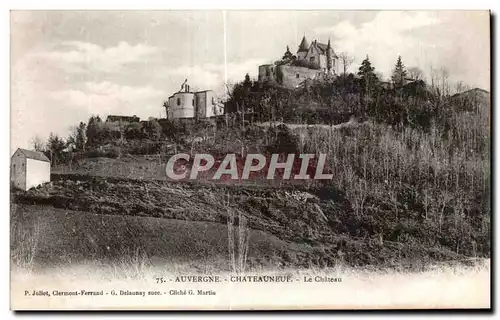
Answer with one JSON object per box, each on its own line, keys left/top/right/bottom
{"left": 66, "top": 125, "right": 78, "bottom": 150}
{"left": 439, "top": 67, "right": 451, "bottom": 96}
{"left": 30, "top": 136, "right": 46, "bottom": 152}
{"left": 454, "top": 80, "right": 470, "bottom": 94}
{"left": 407, "top": 66, "right": 424, "bottom": 81}
{"left": 429, "top": 66, "right": 451, "bottom": 100}
{"left": 339, "top": 52, "right": 354, "bottom": 75}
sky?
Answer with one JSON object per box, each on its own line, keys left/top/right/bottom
{"left": 10, "top": 10, "right": 490, "bottom": 153}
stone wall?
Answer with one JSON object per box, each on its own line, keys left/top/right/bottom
{"left": 196, "top": 90, "right": 222, "bottom": 118}
{"left": 319, "top": 55, "right": 327, "bottom": 71}
{"left": 11, "top": 150, "right": 27, "bottom": 190}
{"left": 277, "top": 65, "right": 323, "bottom": 89}
{"left": 258, "top": 64, "right": 277, "bottom": 87}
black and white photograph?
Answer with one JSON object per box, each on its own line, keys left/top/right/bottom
{"left": 9, "top": 10, "right": 491, "bottom": 310}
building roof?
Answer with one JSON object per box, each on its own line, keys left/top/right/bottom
{"left": 195, "top": 90, "right": 215, "bottom": 94}
{"left": 316, "top": 42, "right": 328, "bottom": 52}
{"left": 15, "top": 148, "right": 50, "bottom": 162}
{"left": 106, "top": 115, "right": 140, "bottom": 123}
{"left": 168, "top": 91, "right": 196, "bottom": 100}
{"left": 298, "top": 36, "right": 310, "bottom": 52}
{"left": 314, "top": 41, "right": 339, "bottom": 59}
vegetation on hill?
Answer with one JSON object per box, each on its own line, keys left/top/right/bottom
{"left": 21, "top": 54, "right": 490, "bottom": 271}
{"left": 220, "top": 58, "right": 490, "bottom": 263}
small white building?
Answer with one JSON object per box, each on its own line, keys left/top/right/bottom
{"left": 165, "top": 80, "right": 224, "bottom": 120}
{"left": 195, "top": 90, "right": 224, "bottom": 118}
{"left": 167, "top": 90, "right": 196, "bottom": 119}
{"left": 11, "top": 148, "right": 51, "bottom": 191}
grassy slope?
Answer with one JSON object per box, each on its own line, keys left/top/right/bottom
{"left": 12, "top": 204, "right": 310, "bottom": 272}
{"left": 12, "top": 170, "right": 472, "bottom": 271}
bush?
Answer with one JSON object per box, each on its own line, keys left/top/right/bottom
{"left": 128, "top": 142, "right": 162, "bottom": 155}
{"left": 143, "top": 119, "right": 162, "bottom": 141}
{"left": 159, "top": 120, "right": 188, "bottom": 142}
{"left": 84, "top": 147, "right": 120, "bottom": 159}
{"left": 125, "top": 122, "right": 144, "bottom": 140}
{"left": 291, "top": 59, "right": 321, "bottom": 70}
{"left": 266, "top": 124, "right": 301, "bottom": 154}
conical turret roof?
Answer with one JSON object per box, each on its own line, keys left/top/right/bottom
{"left": 298, "top": 35, "right": 309, "bottom": 52}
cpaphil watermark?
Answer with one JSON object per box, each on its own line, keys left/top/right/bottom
{"left": 165, "top": 153, "right": 333, "bottom": 180}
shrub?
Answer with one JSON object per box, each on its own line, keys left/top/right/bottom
{"left": 291, "top": 59, "right": 321, "bottom": 70}
{"left": 125, "top": 122, "right": 144, "bottom": 140}
{"left": 266, "top": 124, "right": 301, "bottom": 154}
{"left": 84, "top": 147, "right": 120, "bottom": 159}
{"left": 128, "top": 142, "right": 162, "bottom": 155}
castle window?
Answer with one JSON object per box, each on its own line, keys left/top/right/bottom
{"left": 192, "top": 98, "right": 195, "bottom": 106}
{"left": 296, "top": 73, "right": 300, "bottom": 79}
{"left": 177, "top": 98, "right": 180, "bottom": 106}
{"left": 310, "top": 57, "right": 315, "bottom": 62}
{"left": 266, "top": 69, "right": 270, "bottom": 77}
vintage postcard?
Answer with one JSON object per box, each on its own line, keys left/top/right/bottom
{"left": 10, "top": 10, "right": 491, "bottom": 310}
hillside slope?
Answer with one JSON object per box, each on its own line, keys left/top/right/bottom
{"left": 12, "top": 204, "right": 308, "bottom": 272}
{"left": 12, "top": 174, "right": 475, "bottom": 271}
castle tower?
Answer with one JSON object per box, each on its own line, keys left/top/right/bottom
{"left": 297, "top": 35, "right": 309, "bottom": 60}
{"left": 326, "top": 39, "right": 332, "bottom": 74}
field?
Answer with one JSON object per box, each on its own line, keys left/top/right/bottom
{"left": 10, "top": 202, "right": 490, "bottom": 309}
{"left": 11, "top": 204, "right": 305, "bottom": 273}
{"left": 12, "top": 165, "right": 485, "bottom": 272}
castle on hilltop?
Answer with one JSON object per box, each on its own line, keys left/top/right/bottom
{"left": 258, "top": 35, "right": 339, "bottom": 89}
